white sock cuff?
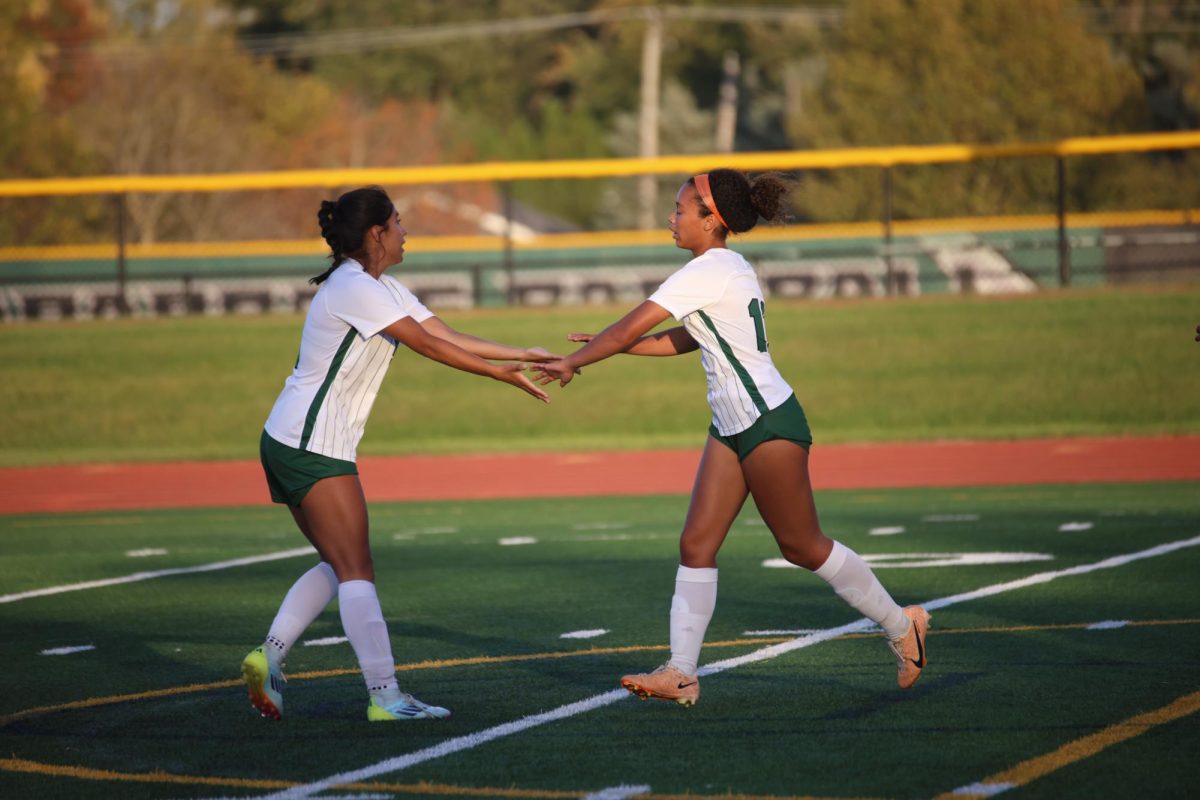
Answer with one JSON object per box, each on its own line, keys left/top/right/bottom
{"left": 813, "top": 540, "right": 849, "bottom": 580}
{"left": 338, "top": 579, "right": 378, "bottom": 601}
{"left": 315, "top": 561, "right": 337, "bottom": 585}
{"left": 676, "top": 565, "right": 718, "bottom": 583}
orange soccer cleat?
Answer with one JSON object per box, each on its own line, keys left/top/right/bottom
{"left": 620, "top": 663, "right": 701, "bottom": 707}
{"left": 888, "top": 606, "right": 931, "bottom": 689}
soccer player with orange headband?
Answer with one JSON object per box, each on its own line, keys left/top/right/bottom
{"left": 536, "top": 169, "right": 930, "bottom": 706}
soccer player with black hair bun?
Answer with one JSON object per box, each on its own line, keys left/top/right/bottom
{"left": 243, "top": 186, "right": 557, "bottom": 723}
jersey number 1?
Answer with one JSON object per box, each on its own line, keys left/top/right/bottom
{"left": 747, "top": 299, "right": 768, "bottom": 352}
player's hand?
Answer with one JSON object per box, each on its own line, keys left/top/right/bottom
{"left": 493, "top": 362, "right": 550, "bottom": 403}
{"left": 567, "top": 333, "right": 594, "bottom": 343}
{"left": 521, "top": 346, "right": 562, "bottom": 362}
{"left": 1195, "top": 324, "right": 1199, "bottom": 342}
{"left": 534, "top": 359, "right": 577, "bottom": 388}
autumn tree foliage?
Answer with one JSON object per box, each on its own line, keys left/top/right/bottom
{"left": 3, "top": 0, "right": 1199, "bottom": 245}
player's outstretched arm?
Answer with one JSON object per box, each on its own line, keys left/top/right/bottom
{"left": 567, "top": 326, "right": 697, "bottom": 357}
{"left": 536, "top": 300, "right": 673, "bottom": 387}
{"left": 420, "top": 316, "right": 561, "bottom": 362}
{"left": 385, "top": 316, "right": 549, "bottom": 403}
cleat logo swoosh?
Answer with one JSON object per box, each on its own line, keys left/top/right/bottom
{"left": 677, "top": 681, "right": 698, "bottom": 689}
{"left": 910, "top": 624, "right": 926, "bottom": 669}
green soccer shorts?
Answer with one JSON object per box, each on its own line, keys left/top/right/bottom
{"left": 259, "top": 430, "right": 358, "bottom": 507}
{"left": 708, "top": 393, "right": 813, "bottom": 461}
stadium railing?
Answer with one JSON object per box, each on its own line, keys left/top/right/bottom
{"left": 1, "top": 131, "right": 1198, "bottom": 320}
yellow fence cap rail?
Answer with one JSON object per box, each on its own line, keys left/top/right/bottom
{"left": 0, "top": 130, "right": 1198, "bottom": 198}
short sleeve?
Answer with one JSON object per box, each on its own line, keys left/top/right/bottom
{"left": 647, "top": 256, "right": 731, "bottom": 320}
{"left": 326, "top": 273, "right": 409, "bottom": 339}
{"left": 380, "top": 275, "right": 434, "bottom": 324}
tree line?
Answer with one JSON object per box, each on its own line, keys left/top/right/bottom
{"left": 2, "top": 0, "right": 1198, "bottom": 247}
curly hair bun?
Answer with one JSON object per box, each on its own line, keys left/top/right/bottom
{"left": 748, "top": 174, "right": 790, "bottom": 225}
{"left": 704, "top": 169, "right": 791, "bottom": 234}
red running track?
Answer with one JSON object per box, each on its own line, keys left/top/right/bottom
{"left": 0, "top": 436, "right": 1196, "bottom": 516}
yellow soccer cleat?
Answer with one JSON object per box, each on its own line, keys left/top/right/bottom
{"left": 367, "top": 693, "right": 451, "bottom": 721}
{"left": 241, "top": 646, "right": 285, "bottom": 720}
{"left": 620, "top": 663, "right": 700, "bottom": 707}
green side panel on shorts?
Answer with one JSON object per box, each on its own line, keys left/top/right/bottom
{"left": 696, "top": 309, "right": 768, "bottom": 414}
{"left": 299, "top": 328, "right": 358, "bottom": 450}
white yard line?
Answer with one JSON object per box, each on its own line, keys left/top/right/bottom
{"left": 258, "top": 534, "right": 1200, "bottom": 800}
{"left": 582, "top": 786, "right": 651, "bottom": 800}
{"left": 950, "top": 782, "right": 1015, "bottom": 797}
{"left": 1086, "top": 620, "right": 1129, "bottom": 630}
{"left": 262, "top": 689, "right": 631, "bottom": 799}
{"left": 39, "top": 645, "right": 96, "bottom": 656}
{"left": 0, "top": 547, "right": 316, "bottom": 604}
{"left": 560, "top": 629, "right": 609, "bottom": 639}
{"left": 303, "top": 636, "right": 350, "bottom": 647}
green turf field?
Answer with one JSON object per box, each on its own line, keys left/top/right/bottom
{"left": 2, "top": 482, "right": 1198, "bottom": 798}
{"left": 1, "top": 285, "right": 1198, "bottom": 466}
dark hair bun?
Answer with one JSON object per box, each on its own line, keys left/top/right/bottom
{"left": 704, "top": 169, "right": 791, "bottom": 234}
{"left": 317, "top": 200, "right": 340, "bottom": 251}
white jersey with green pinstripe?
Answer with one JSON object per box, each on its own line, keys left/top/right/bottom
{"left": 263, "top": 258, "right": 433, "bottom": 462}
{"left": 648, "top": 248, "right": 793, "bottom": 436}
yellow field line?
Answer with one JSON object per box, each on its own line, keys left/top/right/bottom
{"left": 0, "top": 638, "right": 777, "bottom": 727}
{"left": 0, "top": 756, "right": 872, "bottom": 800}
{"left": 1, "top": 131, "right": 1198, "bottom": 197}
{"left": 0, "top": 757, "right": 579, "bottom": 797}
{"left": 0, "top": 757, "right": 294, "bottom": 791}
{"left": 12, "top": 679, "right": 1195, "bottom": 800}
{"left": 932, "top": 689, "right": 1200, "bottom": 800}
{"left": 5, "top": 619, "right": 1196, "bottom": 798}
{"left": 6, "top": 620, "right": 1197, "bottom": 728}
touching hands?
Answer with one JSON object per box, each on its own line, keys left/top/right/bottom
{"left": 493, "top": 362, "right": 550, "bottom": 403}
{"left": 534, "top": 360, "right": 578, "bottom": 388}
{"left": 522, "top": 346, "right": 562, "bottom": 362}
{"left": 533, "top": 333, "right": 594, "bottom": 387}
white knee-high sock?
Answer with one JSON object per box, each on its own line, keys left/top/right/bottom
{"left": 814, "top": 541, "right": 909, "bottom": 640}
{"left": 668, "top": 565, "right": 718, "bottom": 675}
{"left": 337, "top": 580, "right": 399, "bottom": 697}
{"left": 265, "top": 562, "right": 338, "bottom": 664}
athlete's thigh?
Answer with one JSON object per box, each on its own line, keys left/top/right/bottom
{"left": 296, "top": 474, "right": 373, "bottom": 579}
{"left": 287, "top": 504, "right": 322, "bottom": 556}
{"left": 679, "top": 435, "right": 750, "bottom": 567}
{"left": 740, "top": 439, "right": 831, "bottom": 569}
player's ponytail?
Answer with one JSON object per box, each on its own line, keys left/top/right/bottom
{"left": 311, "top": 187, "right": 395, "bottom": 285}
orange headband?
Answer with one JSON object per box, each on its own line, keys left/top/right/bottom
{"left": 693, "top": 173, "right": 730, "bottom": 232}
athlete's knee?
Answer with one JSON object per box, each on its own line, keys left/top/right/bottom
{"left": 327, "top": 553, "right": 375, "bottom": 582}
{"left": 776, "top": 534, "right": 833, "bottom": 571}
{"left": 678, "top": 532, "right": 719, "bottom": 568}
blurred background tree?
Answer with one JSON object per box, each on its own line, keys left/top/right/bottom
{"left": 2, "top": 0, "right": 1198, "bottom": 244}
{"left": 70, "top": 1, "right": 334, "bottom": 243}
{"left": 0, "top": 0, "right": 107, "bottom": 245}
{"left": 790, "top": 0, "right": 1149, "bottom": 221}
